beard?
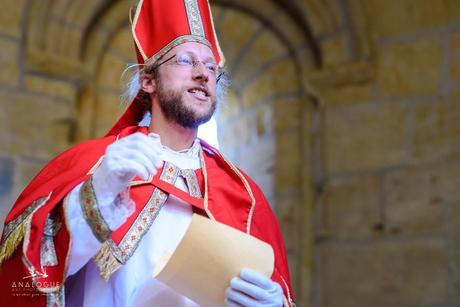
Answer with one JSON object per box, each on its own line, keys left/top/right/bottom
{"left": 156, "top": 77, "right": 216, "bottom": 129}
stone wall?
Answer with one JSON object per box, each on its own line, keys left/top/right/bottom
{"left": 0, "top": 1, "right": 459, "bottom": 307}
{"left": 308, "top": 1, "right": 460, "bottom": 306}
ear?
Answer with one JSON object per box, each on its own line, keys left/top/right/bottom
{"left": 140, "top": 73, "right": 156, "bottom": 94}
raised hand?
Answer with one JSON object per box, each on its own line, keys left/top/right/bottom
{"left": 91, "top": 132, "right": 163, "bottom": 230}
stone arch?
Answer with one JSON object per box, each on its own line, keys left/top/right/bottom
{"left": 76, "top": 0, "right": 138, "bottom": 139}
{"left": 211, "top": 1, "right": 320, "bottom": 305}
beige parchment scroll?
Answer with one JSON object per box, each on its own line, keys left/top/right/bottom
{"left": 153, "top": 214, "right": 275, "bottom": 307}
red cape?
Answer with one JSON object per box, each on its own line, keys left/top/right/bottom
{"left": 0, "top": 125, "right": 294, "bottom": 306}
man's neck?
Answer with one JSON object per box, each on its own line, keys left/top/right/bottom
{"left": 148, "top": 114, "right": 198, "bottom": 152}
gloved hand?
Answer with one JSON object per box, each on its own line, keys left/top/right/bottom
{"left": 225, "top": 268, "right": 283, "bottom": 307}
{"left": 92, "top": 132, "right": 163, "bottom": 230}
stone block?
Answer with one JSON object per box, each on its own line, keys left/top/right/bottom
{"left": 218, "top": 9, "right": 263, "bottom": 66}
{"left": 14, "top": 157, "right": 46, "bottom": 195}
{"left": 65, "top": 1, "right": 90, "bottom": 28}
{"left": 233, "top": 30, "right": 287, "bottom": 88}
{"left": 450, "top": 31, "right": 460, "bottom": 80}
{"left": 216, "top": 88, "right": 241, "bottom": 121}
{"left": 109, "top": 27, "right": 137, "bottom": 62}
{"left": 0, "top": 100, "right": 10, "bottom": 153}
{"left": 362, "top": 0, "right": 460, "bottom": 38}
{"left": 447, "top": 203, "right": 460, "bottom": 303}
{"left": 275, "top": 131, "right": 301, "bottom": 194}
{"left": 242, "top": 58, "right": 300, "bottom": 107}
{"left": 319, "top": 239, "right": 449, "bottom": 306}
{"left": 97, "top": 0, "right": 134, "bottom": 32}
{"left": 325, "top": 103, "right": 409, "bottom": 174}
{"left": 93, "top": 90, "right": 125, "bottom": 137}
{"left": 428, "top": 157, "right": 460, "bottom": 203}
{"left": 24, "top": 48, "right": 85, "bottom": 80}
{"left": 414, "top": 95, "right": 460, "bottom": 161}
{"left": 275, "top": 196, "right": 300, "bottom": 252}
{"left": 321, "top": 175, "right": 381, "bottom": 239}
{"left": 63, "top": 27, "right": 84, "bottom": 60}
{"left": 377, "top": 36, "right": 442, "bottom": 97}
{"left": 0, "top": 157, "right": 14, "bottom": 198}
{"left": 384, "top": 165, "right": 444, "bottom": 236}
{"left": 219, "top": 115, "right": 251, "bottom": 155}
{"left": 319, "top": 82, "right": 375, "bottom": 107}
{"left": 238, "top": 137, "right": 275, "bottom": 177}
{"left": 256, "top": 103, "right": 273, "bottom": 137}
{"left": 25, "top": 75, "right": 77, "bottom": 100}
{"left": 45, "top": 20, "right": 65, "bottom": 55}
{"left": 272, "top": 12, "right": 306, "bottom": 47}
{"left": 0, "top": 39, "right": 18, "bottom": 86}
{"left": 1, "top": 92, "right": 72, "bottom": 158}
{"left": 344, "top": 0, "right": 372, "bottom": 59}
{"left": 295, "top": 47, "right": 317, "bottom": 73}
{"left": 275, "top": 195, "right": 298, "bottom": 225}
{"left": 298, "top": 0, "right": 343, "bottom": 37}
{"left": 51, "top": 0, "right": 70, "bottom": 16}
{"left": 308, "top": 60, "right": 374, "bottom": 88}
{"left": 0, "top": 0, "right": 25, "bottom": 37}
{"left": 273, "top": 97, "right": 301, "bottom": 132}
{"left": 84, "top": 28, "right": 110, "bottom": 70}
{"left": 320, "top": 33, "right": 351, "bottom": 67}
{"left": 97, "top": 52, "right": 128, "bottom": 90}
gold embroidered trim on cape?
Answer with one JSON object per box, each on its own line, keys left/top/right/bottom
{"left": 180, "top": 169, "right": 202, "bottom": 198}
{"left": 0, "top": 193, "right": 51, "bottom": 264}
{"left": 94, "top": 241, "right": 122, "bottom": 281}
{"left": 46, "top": 286, "right": 65, "bottom": 307}
{"left": 93, "top": 145, "right": 254, "bottom": 280}
{"left": 199, "top": 147, "right": 214, "bottom": 221}
{"left": 21, "top": 192, "right": 63, "bottom": 294}
{"left": 80, "top": 177, "right": 112, "bottom": 242}
{"left": 94, "top": 162, "right": 181, "bottom": 280}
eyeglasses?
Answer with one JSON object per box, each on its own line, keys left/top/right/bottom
{"left": 155, "top": 51, "right": 222, "bottom": 81}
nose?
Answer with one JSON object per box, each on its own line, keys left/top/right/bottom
{"left": 192, "top": 61, "right": 209, "bottom": 82}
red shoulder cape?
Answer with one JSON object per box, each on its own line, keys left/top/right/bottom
{"left": 0, "top": 126, "right": 294, "bottom": 306}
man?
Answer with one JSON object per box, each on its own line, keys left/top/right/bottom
{"left": 0, "top": 0, "right": 295, "bottom": 306}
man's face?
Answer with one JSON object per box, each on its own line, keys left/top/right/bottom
{"left": 154, "top": 42, "right": 218, "bottom": 129}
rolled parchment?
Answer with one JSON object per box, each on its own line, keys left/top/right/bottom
{"left": 154, "top": 214, "right": 275, "bottom": 307}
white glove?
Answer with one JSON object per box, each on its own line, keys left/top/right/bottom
{"left": 92, "top": 132, "right": 163, "bottom": 230}
{"left": 225, "top": 268, "right": 283, "bottom": 307}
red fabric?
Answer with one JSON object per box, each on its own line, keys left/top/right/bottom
{"left": 0, "top": 126, "right": 294, "bottom": 305}
{"left": 152, "top": 176, "right": 204, "bottom": 209}
{"left": 105, "top": 97, "right": 147, "bottom": 137}
{"left": 132, "top": 0, "right": 224, "bottom": 66}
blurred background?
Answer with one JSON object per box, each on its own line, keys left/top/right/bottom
{"left": 0, "top": 0, "right": 460, "bottom": 306}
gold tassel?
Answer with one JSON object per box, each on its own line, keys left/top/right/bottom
{"left": 0, "top": 216, "right": 30, "bottom": 264}
{"left": 94, "top": 241, "right": 122, "bottom": 281}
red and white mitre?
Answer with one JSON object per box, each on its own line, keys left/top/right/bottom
{"left": 131, "top": 0, "right": 225, "bottom": 67}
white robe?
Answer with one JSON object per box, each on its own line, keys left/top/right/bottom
{"left": 64, "top": 136, "right": 203, "bottom": 307}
